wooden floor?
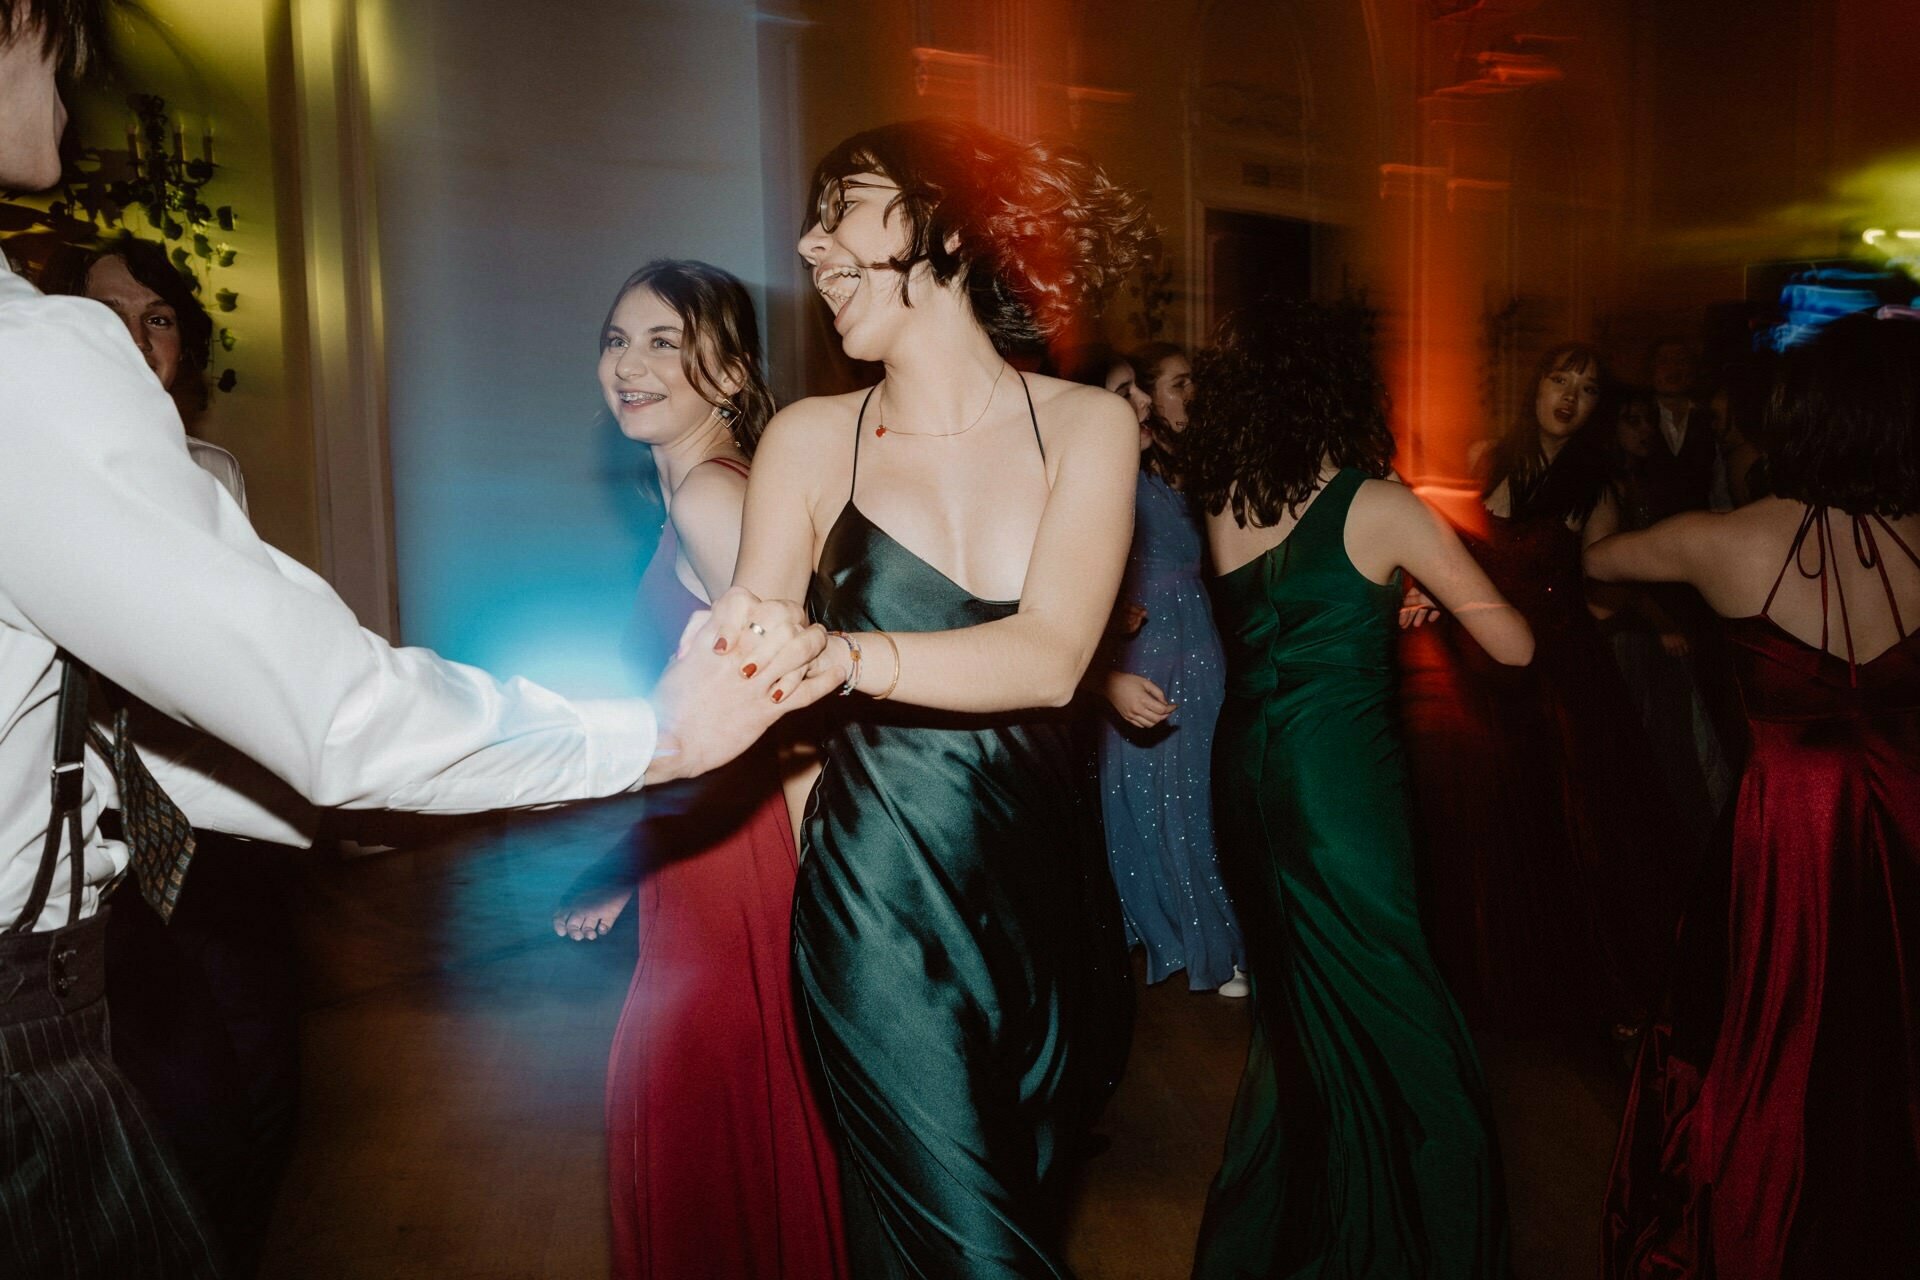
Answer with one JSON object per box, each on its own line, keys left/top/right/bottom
{"left": 260, "top": 800, "right": 1625, "bottom": 1279}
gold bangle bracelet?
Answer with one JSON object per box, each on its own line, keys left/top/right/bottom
{"left": 870, "top": 629, "right": 902, "bottom": 700}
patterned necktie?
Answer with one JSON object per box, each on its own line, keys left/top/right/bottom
{"left": 88, "top": 703, "right": 197, "bottom": 922}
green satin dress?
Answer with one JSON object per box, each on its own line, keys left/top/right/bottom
{"left": 1194, "top": 468, "right": 1509, "bottom": 1280}
{"left": 796, "top": 382, "right": 1130, "bottom": 1279}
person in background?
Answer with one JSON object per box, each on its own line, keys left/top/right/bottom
{"left": 0, "top": 9, "right": 827, "bottom": 1275}
{"left": 1132, "top": 339, "right": 1193, "bottom": 440}
{"left": 1599, "top": 387, "right": 1734, "bottom": 850}
{"left": 1594, "top": 310, "right": 1920, "bottom": 1280}
{"left": 42, "top": 236, "right": 302, "bottom": 1276}
{"left": 1644, "top": 336, "right": 1717, "bottom": 520}
{"left": 41, "top": 237, "right": 245, "bottom": 509}
{"left": 1183, "top": 298, "right": 1530, "bottom": 1279}
{"left": 1400, "top": 343, "right": 1689, "bottom": 1037}
{"left": 1087, "top": 346, "right": 1246, "bottom": 996}
{"left": 550, "top": 260, "right": 844, "bottom": 1279}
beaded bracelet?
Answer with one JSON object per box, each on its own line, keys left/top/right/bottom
{"left": 831, "top": 631, "right": 862, "bottom": 696}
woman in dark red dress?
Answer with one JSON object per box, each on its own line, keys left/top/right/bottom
{"left": 552, "top": 260, "right": 844, "bottom": 1279}
{"left": 1592, "top": 311, "right": 1920, "bottom": 1279}
{"left": 1400, "top": 344, "right": 1688, "bottom": 1034}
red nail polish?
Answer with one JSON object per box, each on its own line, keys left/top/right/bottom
{"left": 771, "top": 689, "right": 785, "bottom": 703}
{"left": 742, "top": 663, "right": 758, "bottom": 678}
{"left": 713, "top": 637, "right": 728, "bottom": 654}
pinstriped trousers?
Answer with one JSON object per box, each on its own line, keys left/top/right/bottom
{"left": 1, "top": 914, "right": 223, "bottom": 1279}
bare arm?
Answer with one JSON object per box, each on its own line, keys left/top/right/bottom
{"left": 732, "top": 402, "right": 833, "bottom": 604}
{"left": 1583, "top": 511, "right": 1721, "bottom": 587}
{"left": 729, "top": 386, "right": 1138, "bottom": 713}
{"left": 1355, "top": 481, "right": 1534, "bottom": 666}
{"left": 668, "top": 462, "right": 749, "bottom": 603}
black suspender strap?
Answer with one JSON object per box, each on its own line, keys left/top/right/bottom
{"left": 9, "top": 652, "right": 91, "bottom": 934}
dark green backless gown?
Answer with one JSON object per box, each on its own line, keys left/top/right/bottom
{"left": 1194, "top": 469, "right": 1509, "bottom": 1280}
{"left": 796, "top": 382, "right": 1129, "bottom": 1279}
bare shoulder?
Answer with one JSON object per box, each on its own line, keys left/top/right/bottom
{"left": 673, "top": 458, "right": 749, "bottom": 514}
{"left": 754, "top": 387, "right": 873, "bottom": 473}
{"left": 1023, "top": 373, "right": 1135, "bottom": 445}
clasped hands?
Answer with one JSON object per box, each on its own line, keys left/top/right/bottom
{"left": 641, "top": 587, "right": 850, "bottom": 784}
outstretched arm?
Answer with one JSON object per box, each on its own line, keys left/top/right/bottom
{"left": 1583, "top": 511, "right": 1719, "bottom": 587}
{"left": 1356, "top": 481, "right": 1534, "bottom": 666}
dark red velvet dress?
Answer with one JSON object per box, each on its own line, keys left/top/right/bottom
{"left": 1400, "top": 507, "right": 1687, "bottom": 1032}
{"left": 605, "top": 461, "right": 845, "bottom": 1280}
{"left": 1605, "top": 509, "right": 1920, "bottom": 1279}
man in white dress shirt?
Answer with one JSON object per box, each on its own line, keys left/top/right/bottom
{"left": 0, "top": 5, "right": 825, "bottom": 1274}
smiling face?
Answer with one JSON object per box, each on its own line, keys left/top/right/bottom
{"left": 86, "top": 255, "right": 183, "bottom": 389}
{"left": 0, "top": 24, "right": 67, "bottom": 191}
{"left": 599, "top": 286, "right": 723, "bottom": 445}
{"left": 1534, "top": 357, "right": 1601, "bottom": 444}
{"left": 797, "top": 172, "right": 931, "bottom": 362}
{"left": 1148, "top": 353, "right": 1194, "bottom": 433}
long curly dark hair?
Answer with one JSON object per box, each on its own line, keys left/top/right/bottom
{"left": 807, "top": 119, "right": 1157, "bottom": 349}
{"left": 602, "top": 259, "right": 776, "bottom": 456}
{"left": 1482, "top": 342, "right": 1612, "bottom": 525}
{"left": 1179, "top": 298, "right": 1394, "bottom": 528}
{"left": 1767, "top": 309, "right": 1920, "bottom": 517}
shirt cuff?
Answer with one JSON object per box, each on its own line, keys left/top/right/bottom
{"left": 575, "top": 697, "right": 658, "bottom": 794}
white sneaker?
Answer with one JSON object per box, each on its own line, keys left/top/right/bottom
{"left": 1217, "top": 967, "right": 1250, "bottom": 998}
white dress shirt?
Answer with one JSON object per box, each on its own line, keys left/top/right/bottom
{"left": 0, "top": 257, "right": 656, "bottom": 931}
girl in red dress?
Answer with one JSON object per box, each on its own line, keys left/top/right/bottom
{"left": 1591, "top": 311, "right": 1920, "bottom": 1279}
{"left": 1400, "top": 344, "right": 1689, "bottom": 1035}
{"left": 553, "top": 260, "right": 844, "bottom": 1279}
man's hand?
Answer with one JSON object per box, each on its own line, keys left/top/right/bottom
{"left": 643, "top": 591, "right": 828, "bottom": 784}
{"left": 1399, "top": 584, "right": 1442, "bottom": 630}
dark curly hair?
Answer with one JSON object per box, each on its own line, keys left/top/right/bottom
{"left": 1482, "top": 341, "right": 1612, "bottom": 525}
{"left": 602, "top": 259, "right": 776, "bottom": 456}
{"left": 1180, "top": 298, "right": 1395, "bottom": 528}
{"left": 42, "top": 236, "right": 214, "bottom": 411}
{"left": 806, "top": 118, "right": 1156, "bottom": 349}
{"left": 1766, "top": 309, "right": 1920, "bottom": 517}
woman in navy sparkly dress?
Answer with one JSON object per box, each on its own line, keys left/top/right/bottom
{"left": 1092, "top": 348, "right": 1245, "bottom": 994}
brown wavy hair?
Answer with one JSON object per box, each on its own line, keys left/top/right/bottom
{"left": 602, "top": 259, "right": 776, "bottom": 456}
{"left": 807, "top": 118, "right": 1156, "bottom": 348}
{"left": 1179, "top": 298, "right": 1394, "bottom": 528}
{"left": 1481, "top": 341, "right": 1612, "bottom": 525}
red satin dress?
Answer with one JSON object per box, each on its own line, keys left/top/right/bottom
{"left": 1605, "top": 508, "right": 1920, "bottom": 1279}
{"left": 605, "top": 459, "right": 845, "bottom": 1280}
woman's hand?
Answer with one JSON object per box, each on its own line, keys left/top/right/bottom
{"left": 1112, "top": 601, "right": 1149, "bottom": 639}
{"left": 1104, "top": 671, "right": 1174, "bottom": 729}
{"left": 1399, "top": 584, "right": 1442, "bottom": 630}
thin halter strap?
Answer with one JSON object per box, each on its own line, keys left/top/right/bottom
{"left": 695, "top": 455, "right": 749, "bottom": 480}
{"left": 1761, "top": 504, "right": 1920, "bottom": 685}
{"left": 848, "top": 372, "right": 1044, "bottom": 503}
{"left": 850, "top": 385, "right": 878, "bottom": 503}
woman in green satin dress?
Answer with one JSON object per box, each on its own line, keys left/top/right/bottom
{"left": 712, "top": 120, "right": 1153, "bottom": 1278}
{"left": 1180, "top": 301, "right": 1534, "bottom": 1279}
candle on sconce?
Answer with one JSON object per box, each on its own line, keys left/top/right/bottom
{"left": 173, "top": 117, "right": 186, "bottom": 163}
{"left": 202, "top": 119, "right": 215, "bottom": 166}
{"left": 125, "top": 118, "right": 139, "bottom": 161}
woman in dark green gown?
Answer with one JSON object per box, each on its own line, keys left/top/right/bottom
{"left": 717, "top": 121, "right": 1153, "bottom": 1277}
{"left": 1179, "top": 302, "right": 1534, "bottom": 1279}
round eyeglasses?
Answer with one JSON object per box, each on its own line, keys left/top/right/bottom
{"left": 816, "top": 177, "right": 850, "bottom": 234}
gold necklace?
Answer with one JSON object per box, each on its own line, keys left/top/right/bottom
{"left": 873, "top": 362, "right": 1008, "bottom": 439}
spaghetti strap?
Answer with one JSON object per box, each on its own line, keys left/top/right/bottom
{"left": 1764, "top": 503, "right": 1920, "bottom": 685}
{"left": 850, "top": 385, "right": 878, "bottom": 504}
{"left": 1016, "top": 370, "right": 1044, "bottom": 464}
